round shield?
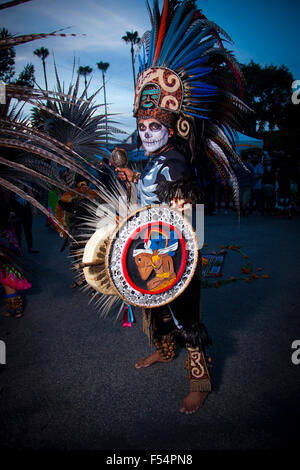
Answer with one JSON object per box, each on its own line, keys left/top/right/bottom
{"left": 106, "top": 205, "right": 198, "bottom": 308}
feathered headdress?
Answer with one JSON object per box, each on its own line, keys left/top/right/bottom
{"left": 135, "top": 0, "right": 253, "bottom": 209}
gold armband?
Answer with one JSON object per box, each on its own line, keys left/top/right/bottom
{"left": 132, "top": 172, "right": 141, "bottom": 184}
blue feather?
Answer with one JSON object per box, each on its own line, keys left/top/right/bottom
{"left": 171, "top": 39, "right": 216, "bottom": 69}
{"left": 169, "top": 32, "right": 214, "bottom": 68}
{"left": 185, "top": 97, "right": 213, "bottom": 103}
{"left": 185, "top": 94, "right": 215, "bottom": 99}
{"left": 189, "top": 83, "right": 217, "bottom": 91}
{"left": 187, "top": 94, "right": 215, "bottom": 99}
{"left": 157, "top": 0, "right": 189, "bottom": 63}
{"left": 188, "top": 92, "right": 216, "bottom": 98}
{"left": 186, "top": 67, "right": 212, "bottom": 78}
{"left": 167, "top": 27, "right": 211, "bottom": 66}
{"left": 186, "top": 57, "right": 209, "bottom": 69}
{"left": 147, "top": 1, "right": 158, "bottom": 66}
{"left": 142, "top": 42, "right": 146, "bottom": 70}
{"left": 185, "top": 66, "right": 212, "bottom": 75}
{"left": 184, "top": 111, "right": 209, "bottom": 119}
{"left": 184, "top": 105, "right": 209, "bottom": 112}
{"left": 147, "top": 23, "right": 156, "bottom": 66}
{"left": 157, "top": 10, "right": 194, "bottom": 66}
{"left": 138, "top": 54, "right": 143, "bottom": 73}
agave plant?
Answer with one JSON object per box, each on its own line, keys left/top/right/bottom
{"left": 31, "top": 60, "right": 126, "bottom": 161}
{"left": 0, "top": 0, "right": 125, "bottom": 234}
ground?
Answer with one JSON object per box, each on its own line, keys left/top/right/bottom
{"left": 0, "top": 213, "right": 299, "bottom": 451}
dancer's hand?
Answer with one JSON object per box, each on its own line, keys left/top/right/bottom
{"left": 170, "top": 198, "right": 192, "bottom": 215}
{"left": 115, "top": 167, "right": 134, "bottom": 182}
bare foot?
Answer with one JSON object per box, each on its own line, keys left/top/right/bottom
{"left": 3, "top": 310, "right": 23, "bottom": 318}
{"left": 179, "top": 391, "right": 209, "bottom": 415}
{"left": 135, "top": 349, "right": 173, "bottom": 369}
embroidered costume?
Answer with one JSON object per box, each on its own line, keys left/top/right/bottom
{"left": 124, "top": 0, "right": 250, "bottom": 395}
{"left": 73, "top": 0, "right": 251, "bottom": 411}
{"left": 137, "top": 146, "right": 192, "bottom": 206}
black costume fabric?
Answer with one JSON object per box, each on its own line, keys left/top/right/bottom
{"left": 137, "top": 146, "right": 211, "bottom": 352}
{"left": 137, "top": 145, "right": 203, "bottom": 207}
{"left": 137, "top": 146, "right": 192, "bottom": 206}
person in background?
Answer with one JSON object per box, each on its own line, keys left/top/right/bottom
{"left": 213, "top": 168, "right": 229, "bottom": 215}
{"left": 262, "top": 150, "right": 271, "bottom": 166}
{"left": 262, "top": 159, "right": 276, "bottom": 214}
{"left": 0, "top": 190, "right": 31, "bottom": 318}
{"left": 204, "top": 166, "right": 216, "bottom": 215}
{"left": 252, "top": 154, "right": 264, "bottom": 214}
{"left": 293, "top": 158, "right": 300, "bottom": 209}
{"left": 55, "top": 179, "right": 103, "bottom": 288}
{"left": 275, "top": 155, "right": 293, "bottom": 218}
{"left": 46, "top": 186, "right": 60, "bottom": 229}
{"left": 10, "top": 186, "right": 39, "bottom": 254}
{"left": 235, "top": 153, "right": 254, "bottom": 216}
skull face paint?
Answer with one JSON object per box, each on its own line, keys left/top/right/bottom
{"left": 138, "top": 118, "right": 170, "bottom": 154}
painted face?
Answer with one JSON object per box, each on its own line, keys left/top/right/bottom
{"left": 138, "top": 118, "right": 169, "bottom": 154}
{"left": 134, "top": 253, "right": 153, "bottom": 280}
{"left": 140, "top": 85, "right": 161, "bottom": 110}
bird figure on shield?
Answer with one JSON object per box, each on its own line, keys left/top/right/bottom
{"left": 133, "top": 227, "right": 179, "bottom": 292}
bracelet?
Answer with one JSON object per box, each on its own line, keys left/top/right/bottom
{"left": 132, "top": 172, "right": 141, "bottom": 184}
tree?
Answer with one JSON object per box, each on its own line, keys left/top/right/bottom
{"left": 122, "top": 30, "right": 140, "bottom": 90}
{"left": 0, "top": 0, "right": 111, "bottom": 227}
{"left": 0, "top": 28, "right": 16, "bottom": 82}
{"left": 78, "top": 65, "right": 93, "bottom": 96}
{"left": 96, "top": 61, "right": 109, "bottom": 144}
{"left": 30, "top": 65, "right": 119, "bottom": 159}
{"left": 0, "top": 28, "right": 35, "bottom": 87}
{"left": 241, "top": 61, "right": 300, "bottom": 154}
{"left": 14, "top": 63, "right": 35, "bottom": 87}
{"left": 241, "top": 61, "right": 294, "bottom": 134}
{"left": 33, "top": 47, "right": 49, "bottom": 90}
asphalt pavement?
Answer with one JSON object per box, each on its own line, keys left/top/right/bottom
{"left": 0, "top": 212, "right": 299, "bottom": 451}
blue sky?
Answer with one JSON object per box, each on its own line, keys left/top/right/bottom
{"left": 2, "top": 0, "right": 299, "bottom": 136}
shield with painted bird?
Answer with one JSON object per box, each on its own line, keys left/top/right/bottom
{"left": 106, "top": 205, "right": 198, "bottom": 308}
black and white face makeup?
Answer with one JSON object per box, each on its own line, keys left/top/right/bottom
{"left": 138, "top": 119, "right": 170, "bottom": 154}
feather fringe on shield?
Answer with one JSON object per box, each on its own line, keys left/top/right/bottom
{"left": 69, "top": 180, "right": 139, "bottom": 319}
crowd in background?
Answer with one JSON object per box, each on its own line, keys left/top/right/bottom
{"left": 1, "top": 149, "right": 299, "bottom": 317}
{"left": 205, "top": 150, "right": 300, "bottom": 218}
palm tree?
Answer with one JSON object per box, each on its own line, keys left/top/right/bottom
{"left": 96, "top": 61, "right": 109, "bottom": 144}
{"left": 0, "top": 28, "right": 16, "bottom": 82}
{"left": 0, "top": 0, "right": 116, "bottom": 227}
{"left": 122, "top": 31, "right": 140, "bottom": 90}
{"left": 33, "top": 47, "right": 49, "bottom": 90}
{"left": 15, "top": 63, "right": 35, "bottom": 87}
{"left": 78, "top": 65, "right": 93, "bottom": 96}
